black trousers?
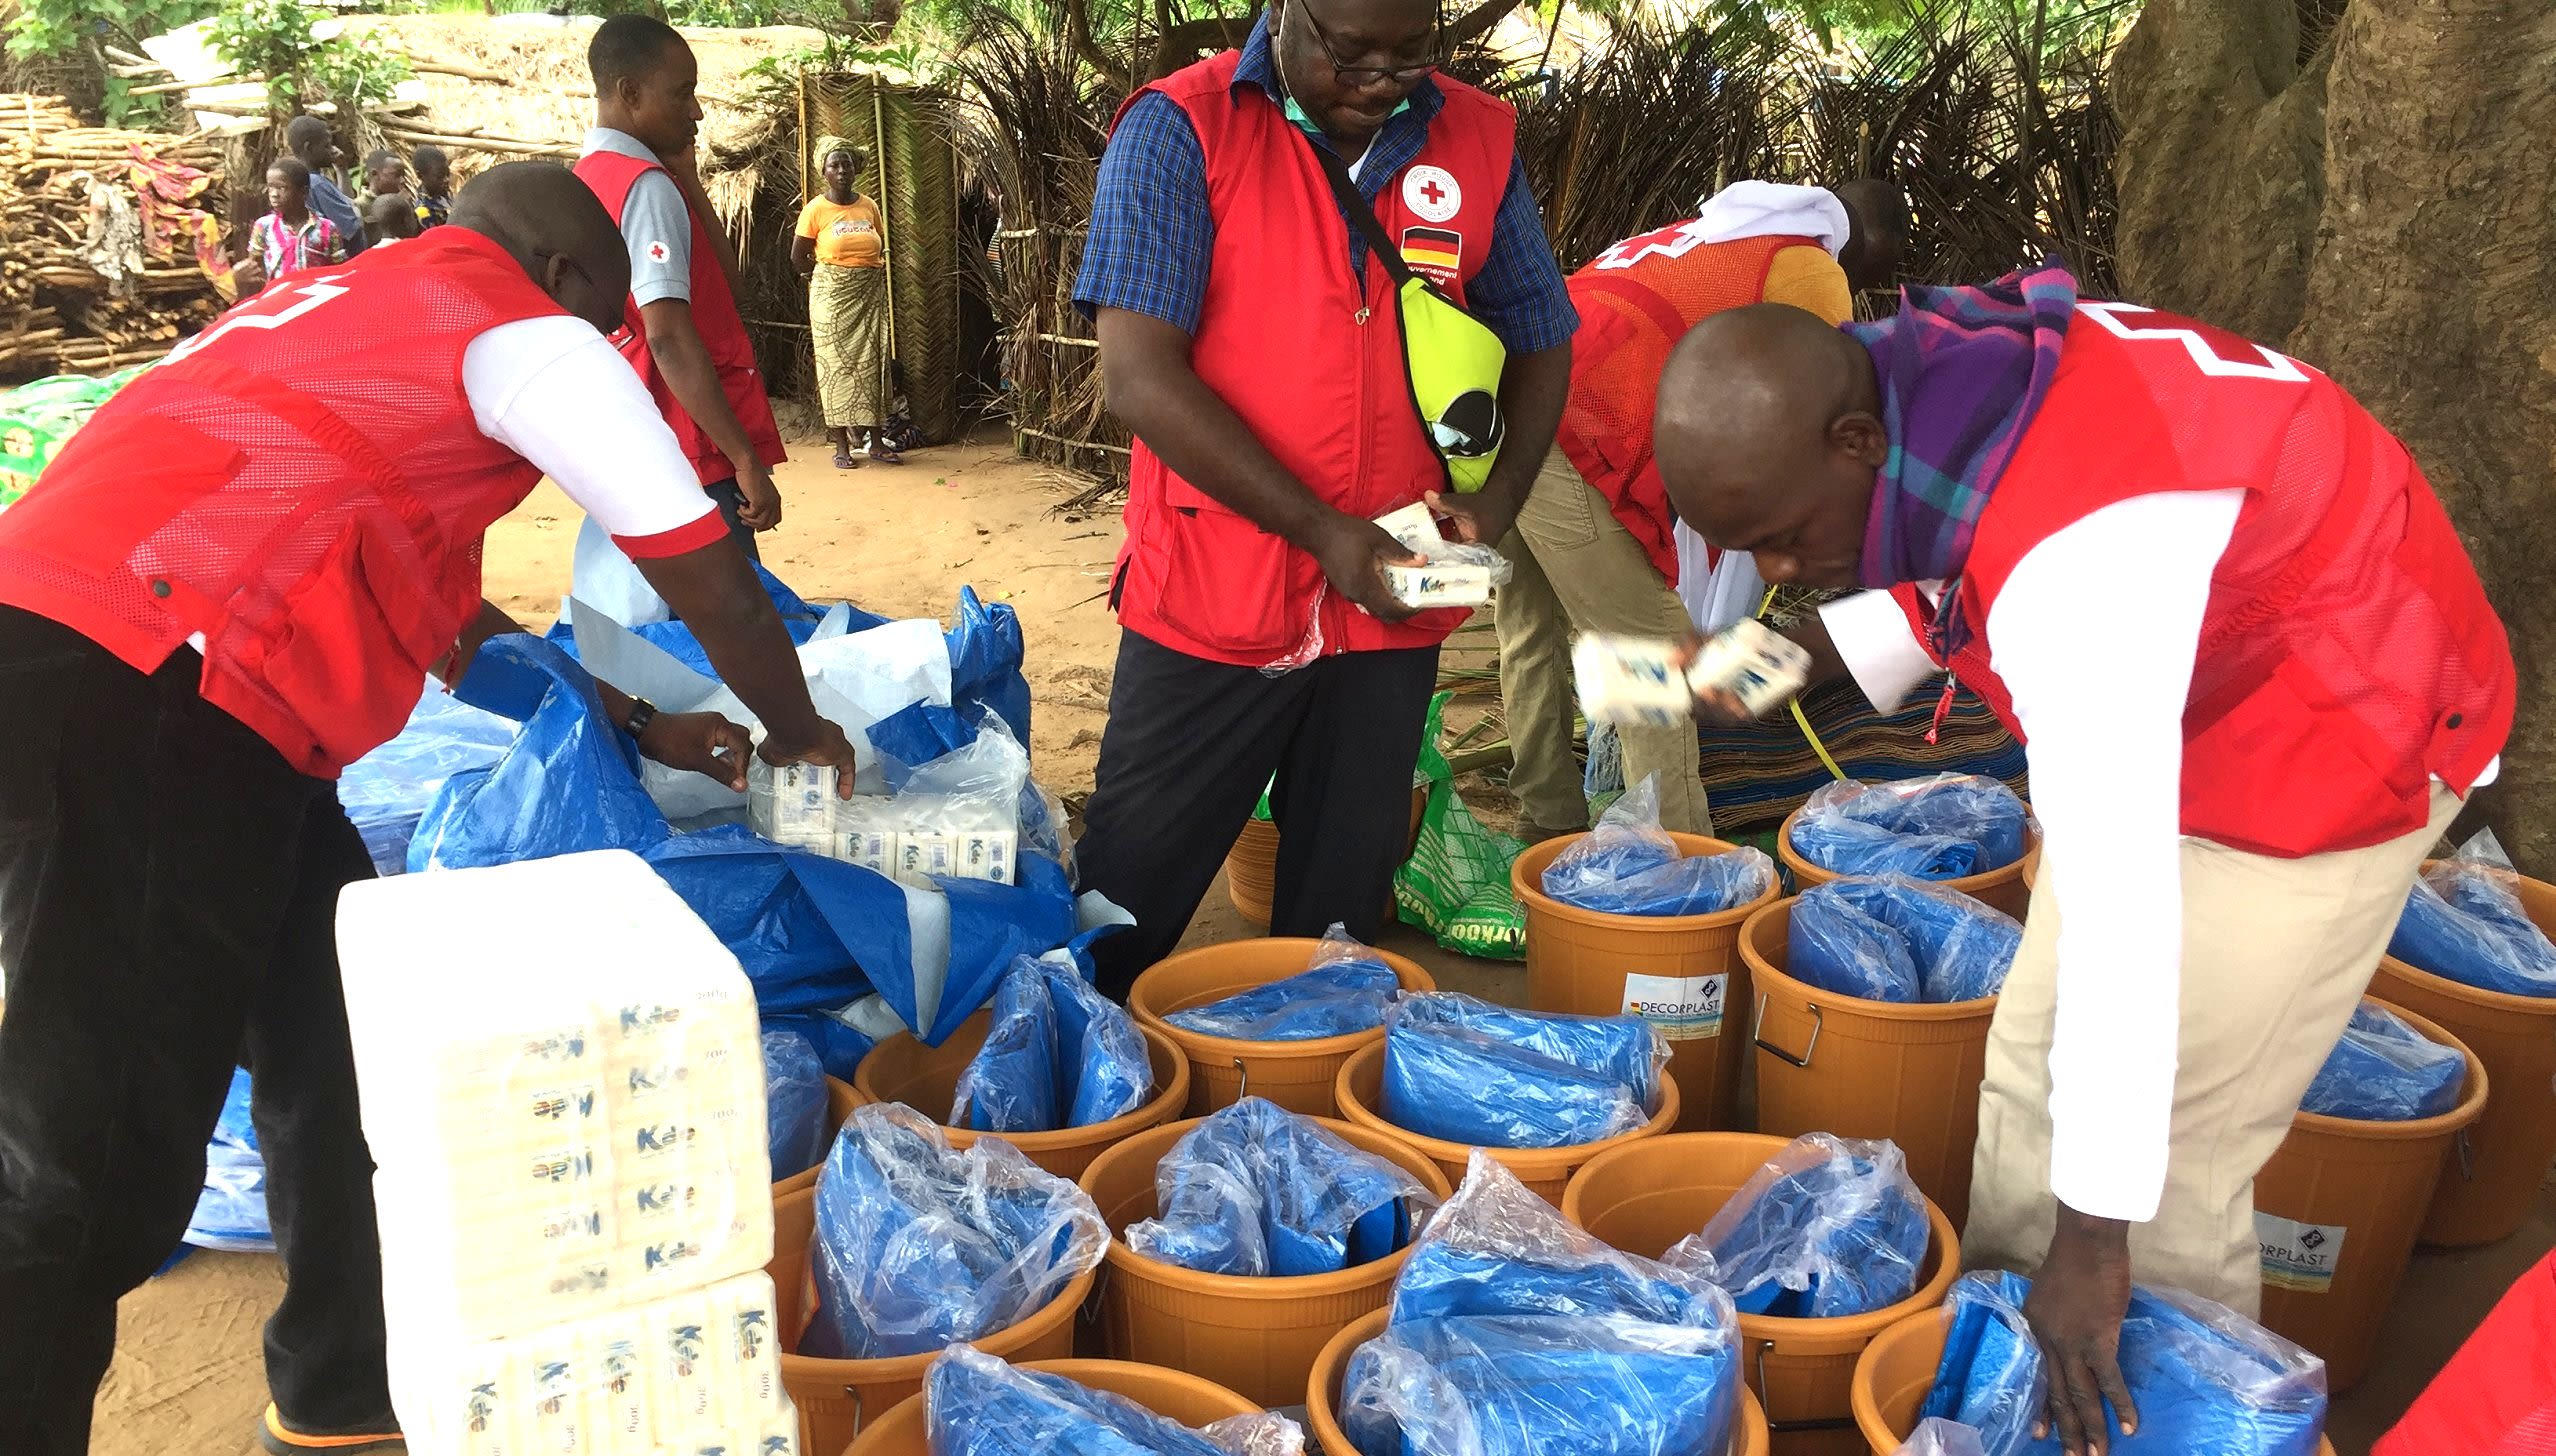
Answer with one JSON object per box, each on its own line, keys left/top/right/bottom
{"left": 1079, "top": 629, "right": 1439, "bottom": 1000}
{"left": 703, "top": 476, "right": 764, "bottom": 563}
{"left": 0, "top": 607, "right": 390, "bottom": 1454}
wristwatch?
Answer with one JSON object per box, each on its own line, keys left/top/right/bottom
{"left": 623, "top": 696, "right": 660, "bottom": 741}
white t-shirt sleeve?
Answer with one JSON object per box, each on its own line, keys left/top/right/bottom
{"left": 1817, "top": 588, "right": 1940, "bottom": 711}
{"left": 462, "top": 315, "right": 725, "bottom": 558}
{"left": 1987, "top": 486, "right": 2245, "bottom": 1223}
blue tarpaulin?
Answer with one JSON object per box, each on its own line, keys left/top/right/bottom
{"left": 764, "top": 1028, "right": 831, "bottom": 1181}
{"left": 951, "top": 956, "right": 1152, "bottom": 1134}
{"left": 1539, "top": 777, "right": 1776, "bottom": 918}
{"left": 1789, "top": 878, "right": 2021, "bottom": 1004}
{"left": 924, "top": 1346, "right": 1299, "bottom": 1456}
{"left": 1125, "top": 1097, "right": 1433, "bottom": 1278}
{"left": 1381, "top": 994, "right": 1664, "bottom": 1149}
{"left": 183, "top": 1068, "right": 273, "bottom": 1254}
{"left": 1789, "top": 775, "right": 2030, "bottom": 881}
{"left": 2298, "top": 1003, "right": 2465, "bottom": 1122}
{"left": 1164, "top": 926, "right": 1402, "bottom": 1042}
{"left": 2388, "top": 860, "right": 2556, "bottom": 998}
{"left": 1664, "top": 1133, "right": 1928, "bottom": 1318}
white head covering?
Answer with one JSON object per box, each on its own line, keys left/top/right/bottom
{"left": 1686, "top": 180, "right": 1851, "bottom": 257}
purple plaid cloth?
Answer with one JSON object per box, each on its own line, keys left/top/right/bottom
{"left": 1845, "top": 262, "right": 2079, "bottom": 657}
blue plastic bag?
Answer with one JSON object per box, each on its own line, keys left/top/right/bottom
{"left": 184, "top": 1067, "right": 274, "bottom": 1254}
{"left": 1920, "top": 1271, "right": 2326, "bottom": 1456}
{"left": 1663, "top": 1133, "right": 1928, "bottom": 1318}
{"left": 2298, "top": 1003, "right": 2465, "bottom": 1122}
{"left": 802, "top": 1103, "right": 1108, "bottom": 1360}
{"left": 1789, "top": 878, "right": 2021, "bottom": 1004}
{"left": 762, "top": 1008, "right": 878, "bottom": 1083}
{"left": 1541, "top": 776, "right": 1776, "bottom": 918}
{"left": 1124, "top": 1097, "right": 1436, "bottom": 1278}
{"left": 1789, "top": 775, "right": 2030, "bottom": 881}
{"left": 924, "top": 1345, "right": 1304, "bottom": 1456}
{"left": 764, "top": 1028, "right": 831, "bottom": 1182}
{"left": 1345, "top": 1154, "right": 1742, "bottom": 1456}
{"left": 1164, "top": 925, "right": 1403, "bottom": 1042}
{"left": 1381, "top": 994, "right": 1665, "bottom": 1149}
{"left": 952, "top": 956, "right": 1152, "bottom": 1134}
{"left": 336, "top": 686, "right": 516, "bottom": 876}
{"left": 2387, "top": 837, "right": 2556, "bottom": 998}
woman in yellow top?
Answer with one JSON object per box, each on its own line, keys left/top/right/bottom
{"left": 794, "top": 137, "right": 898, "bottom": 466}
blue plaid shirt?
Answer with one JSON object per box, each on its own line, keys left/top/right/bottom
{"left": 1073, "top": 16, "right": 1574, "bottom": 355}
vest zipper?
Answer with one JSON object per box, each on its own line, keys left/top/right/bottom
{"left": 1345, "top": 295, "right": 1374, "bottom": 659}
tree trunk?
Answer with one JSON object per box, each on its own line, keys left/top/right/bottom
{"left": 2112, "top": 0, "right": 2556, "bottom": 873}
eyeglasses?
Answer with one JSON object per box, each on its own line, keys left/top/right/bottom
{"left": 1292, "top": 0, "right": 1444, "bottom": 88}
{"left": 532, "top": 247, "right": 598, "bottom": 293}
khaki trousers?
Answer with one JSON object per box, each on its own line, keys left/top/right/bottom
{"left": 1964, "top": 785, "right": 2461, "bottom": 1315}
{"left": 1495, "top": 448, "right": 1713, "bottom": 836}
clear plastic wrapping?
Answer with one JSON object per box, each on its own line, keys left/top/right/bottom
{"left": 1123, "top": 1096, "right": 1437, "bottom": 1278}
{"left": 1788, "top": 775, "right": 2031, "bottom": 881}
{"left": 802, "top": 1102, "right": 1107, "bottom": 1360}
{"left": 1380, "top": 993, "right": 1668, "bottom": 1149}
{"left": 2298, "top": 1002, "right": 2466, "bottom": 1122}
{"left": 1896, "top": 1418, "right": 1992, "bottom": 1456}
{"left": 1342, "top": 1153, "right": 1742, "bottom": 1456}
{"left": 1918, "top": 1271, "right": 2327, "bottom": 1456}
{"left": 924, "top": 1345, "right": 1305, "bottom": 1456}
{"left": 1540, "top": 775, "right": 1776, "bottom": 917}
{"left": 1662, "top": 1132, "right": 1928, "bottom": 1318}
{"left": 1788, "top": 877, "right": 2022, "bottom": 1004}
{"left": 762, "top": 1028, "right": 831, "bottom": 1183}
{"left": 1163, "top": 924, "right": 1404, "bottom": 1042}
{"left": 2386, "top": 830, "right": 2556, "bottom": 998}
{"left": 951, "top": 955, "right": 1153, "bottom": 1134}
{"left": 751, "top": 715, "right": 1032, "bottom": 887}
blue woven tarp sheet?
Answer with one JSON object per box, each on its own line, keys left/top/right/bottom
{"left": 1380, "top": 993, "right": 1663, "bottom": 1149}
{"left": 1663, "top": 1132, "right": 1927, "bottom": 1318}
{"left": 2298, "top": 1002, "right": 2465, "bottom": 1122}
{"left": 1788, "top": 878, "right": 2021, "bottom": 1004}
{"left": 1789, "top": 775, "right": 2029, "bottom": 881}
{"left": 1124, "top": 1097, "right": 1433, "bottom": 1278}
{"left": 2388, "top": 857, "right": 2556, "bottom": 998}
{"left": 951, "top": 955, "right": 1151, "bottom": 1134}
{"left": 924, "top": 1346, "right": 1300, "bottom": 1456}
{"left": 1540, "top": 776, "right": 1776, "bottom": 917}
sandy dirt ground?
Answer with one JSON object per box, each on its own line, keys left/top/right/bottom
{"left": 79, "top": 430, "right": 2556, "bottom": 1453}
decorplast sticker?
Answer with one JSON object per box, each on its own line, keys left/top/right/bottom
{"left": 2256, "top": 1212, "right": 2347, "bottom": 1293}
{"left": 1621, "top": 972, "right": 1727, "bottom": 1039}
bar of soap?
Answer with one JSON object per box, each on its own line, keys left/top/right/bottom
{"left": 1385, "top": 561, "right": 1499, "bottom": 609}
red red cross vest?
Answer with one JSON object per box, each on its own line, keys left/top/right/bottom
{"left": 0, "top": 228, "right": 564, "bottom": 777}
{"left": 576, "top": 147, "right": 786, "bottom": 487}
{"left": 1890, "top": 301, "right": 2513, "bottom": 858}
{"left": 1558, "top": 228, "right": 1818, "bottom": 583}
{"left": 1111, "top": 55, "right": 1516, "bottom": 666}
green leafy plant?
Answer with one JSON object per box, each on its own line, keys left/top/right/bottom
{"left": 5, "top": 0, "right": 216, "bottom": 61}
{"left": 212, "top": 0, "right": 411, "bottom": 115}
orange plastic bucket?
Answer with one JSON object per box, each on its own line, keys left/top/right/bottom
{"left": 845, "top": 1358, "right": 1262, "bottom": 1455}
{"left": 1076, "top": 1114, "right": 1454, "bottom": 1407}
{"left": 1128, "top": 939, "right": 1437, "bottom": 1118}
{"left": 1512, "top": 833, "right": 1781, "bottom": 1133}
{"left": 1777, "top": 806, "right": 2038, "bottom": 921}
{"left": 853, "top": 1012, "right": 1192, "bottom": 1181}
{"left": 1739, "top": 899, "right": 1998, "bottom": 1229}
{"left": 2368, "top": 862, "right": 2556, "bottom": 1247}
{"left": 1307, "top": 1308, "right": 1773, "bottom": 1456}
{"left": 1562, "top": 1132, "right": 1961, "bottom": 1456}
{"left": 2254, "top": 998, "right": 2488, "bottom": 1392}
{"left": 1226, "top": 788, "right": 1427, "bottom": 927}
{"left": 767, "top": 1184, "right": 1097, "bottom": 1454}
{"left": 1331, "top": 1040, "right": 1679, "bottom": 1204}
{"left": 1851, "top": 1307, "right": 2338, "bottom": 1456}
{"left": 774, "top": 1075, "right": 865, "bottom": 1199}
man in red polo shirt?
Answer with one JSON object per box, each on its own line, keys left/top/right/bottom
{"left": 1652, "top": 270, "right": 2511, "bottom": 1455}
{"left": 577, "top": 13, "right": 787, "bottom": 560}
{"left": 0, "top": 164, "right": 856, "bottom": 1456}
{"left": 1070, "top": 0, "right": 1576, "bottom": 996}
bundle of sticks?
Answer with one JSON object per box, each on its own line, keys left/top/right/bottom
{"left": 0, "top": 94, "right": 229, "bottom": 380}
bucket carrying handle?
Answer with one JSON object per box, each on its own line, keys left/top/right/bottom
{"left": 1232, "top": 1057, "right": 1251, "bottom": 1104}
{"left": 1753, "top": 1340, "right": 1860, "bottom": 1435}
{"left": 1753, "top": 994, "right": 1823, "bottom": 1069}
{"left": 2455, "top": 1126, "right": 2477, "bottom": 1182}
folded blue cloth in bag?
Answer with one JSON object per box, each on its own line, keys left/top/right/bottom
{"left": 762, "top": 1027, "right": 831, "bottom": 1181}
{"left": 1540, "top": 775, "right": 1777, "bottom": 917}
{"left": 1664, "top": 1133, "right": 1929, "bottom": 1318}
{"left": 1388, "top": 1152, "right": 1728, "bottom": 1328}
{"left": 1920, "top": 1271, "right": 2326, "bottom": 1456}
{"left": 926, "top": 1345, "right": 1298, "bottom": 1455}
{"left": 953, "top": 955, "right": 1153, "bottom": 1133}
{"left": 1790, "top": 775, "right": 2030, "bottom": 881}
{"left": 2388, "top": 860, "right": 2556, "bottom": 997}
{"left": 1341, "top": 1313, "right": 1742, "bottom": 1456}
{"left": 802, "top": 1104, "right": 1107, "bottom": 1359}
{"left": 1381, "top": 994, "right": 1663, "bottom": 1149}
{"left": 2298, "top": 1002, "right": 2465, "bottom": 1121}
{"left": 1789, "top": 878, "right": 2021, "bottom": 1004}
{"left": 1164, "top": 928, "right": 1402, "bottom": 1041}
{"left": 1125, "top": 1097, "right": 1434, "bottom": 1277}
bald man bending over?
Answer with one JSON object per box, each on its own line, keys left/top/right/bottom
{"left": 1654, "top": 268, "right": 2511, "bottom": 1455}
{"left": 0, "top": 162, "right": 857, "bottom": 1456}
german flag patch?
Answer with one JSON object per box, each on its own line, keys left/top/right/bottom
{"left": 1400, "top": 226, "right": 1462, "bottom": 286}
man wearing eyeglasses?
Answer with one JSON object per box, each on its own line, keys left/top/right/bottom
{"left": 0, "top": 163, "right": 857, "bottom": 1456}
{"left": 1071, "top": 0, "right": 1576, "bottom": 995}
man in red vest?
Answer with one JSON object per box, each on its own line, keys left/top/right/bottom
{"left": 1652, "top": 269, "right": 2512, "bottom": 1456}
{"left": 0, "top": 164, "right": 857, "bottom": 1456}
{"left": 1502, "top": 179, "right": 1906, "bottom": 839}
{"left": 1068, "top": 0, "right": 1577, "bottom": 996}
{"left": 576, "top": 14, "right": 788, "bottom": 561}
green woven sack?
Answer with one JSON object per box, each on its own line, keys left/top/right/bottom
{"left": 1393, "top": 692, "right": 1526, "bottom": 960}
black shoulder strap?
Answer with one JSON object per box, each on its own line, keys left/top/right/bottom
{"left": 1306, "top": 137, "right": 1419, "bottom": 290}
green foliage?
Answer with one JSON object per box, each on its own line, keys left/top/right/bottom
{"left": 6, "top": 0, "right": 216, "bottom": 61}
{"left": 211, "top": 0, "right": 412, "bottom": 115}
{"left": 100, "top": 74, "right": 182, "bottom": 128}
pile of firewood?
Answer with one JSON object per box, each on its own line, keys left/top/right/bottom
{"left": 0, "top": 95, "right": 229, "bottom": 380}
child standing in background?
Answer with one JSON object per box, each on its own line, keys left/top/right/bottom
{"left": 411, "top": 144, "right": 453, "bottom": 230}
{"left": 248, "top": 157, "right": 343, "bottom": 286}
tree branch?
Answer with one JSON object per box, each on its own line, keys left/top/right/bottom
{"left": 1449, "top": 0, "right": 1531, "bottom": 49}
{"left": 1063, "top": 0, "right": 1134, "bottom": 94}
